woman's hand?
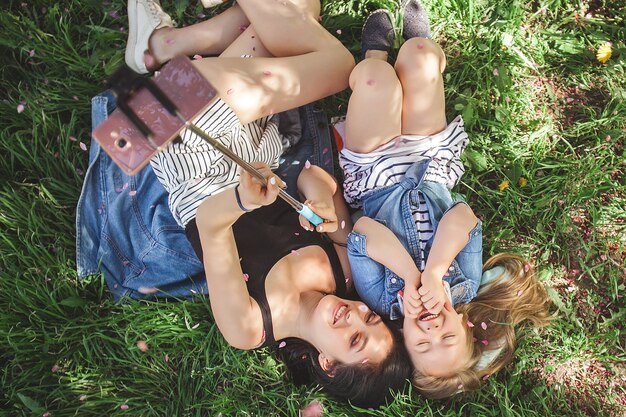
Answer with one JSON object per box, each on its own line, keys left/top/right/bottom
{"left": 298, "top": 200, "right": 338, "bottom": 233}
{"left": 418, "top": 272, "right": 447, "bottom": 315}
{"left": 238, "top": 162, "right": 285, "bottom": 211}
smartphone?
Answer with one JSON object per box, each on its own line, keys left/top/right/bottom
{"left": 92, "top": 56, "right": 217, "bottom": 175}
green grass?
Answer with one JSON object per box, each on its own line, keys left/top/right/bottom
{"left": 1, "top": 0, "right": 625, "bottom": 415}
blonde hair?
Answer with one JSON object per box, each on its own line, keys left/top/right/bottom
{"left": 412, "top": 253, "right": 554, "bottom": 399}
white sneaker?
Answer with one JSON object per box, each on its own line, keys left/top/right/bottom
{"left": 200, "top": 0, "right": 226, "bottom": 8}
{"left": 125, "top": 0, "right": 173, "bottom": 74}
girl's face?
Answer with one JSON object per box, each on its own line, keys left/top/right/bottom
{"left": 308, "top": 295, "right": 393, "bottom": 367}
{"left": 402, "top": 305, "right": 469, "bottom": 376}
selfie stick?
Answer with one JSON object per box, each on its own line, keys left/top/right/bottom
{"left": 109, "top": 64, "right": 323, "bottom": 227}
{"left": 181, "top": 123, "right": 323, "bottom": 226}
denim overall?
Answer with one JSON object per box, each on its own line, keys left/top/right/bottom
{"left": 348, "top": 160, "right": 483, "bottom": 320}
{"left": 76, "top": 91, "right": 335, "bottom": 301}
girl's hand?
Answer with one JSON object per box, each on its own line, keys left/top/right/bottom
{"left": 238, "top": 162, "right": 284, "bottom": 210}
{"left": 403, "top": 277, "right": 423, "bottom": 319}
{"left": 298, "top": 200, "right": 337, "bottom": 233}
{"left": 418, "top": 273, "right": 447, "bottom": 315}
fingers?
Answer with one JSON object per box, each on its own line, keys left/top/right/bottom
{"left": 238, "top": 162, "right": 285, "bottom": 208}
{"left": 306, "top": 201, "right": 338, "bottom": 233}
{"left": 423, "top": 299, "right": 443, "bottom": 315}
{"left": 298, "top": 214, "right": 314, "bottom": 231}
{"left": 248, "top": 163, "right": 284, "bottom": 187}
{"left": 404, "top": 296, "right": 423, "bottom": 318}
{"left": 418, "top": 286, "right": 432, "bottom": 303}
{"left": 417, "top": 283, "right": 446, "bottom": 315}
{"left": 406, "top": 295, "right": 422, "bottom": 311}
{"left": 241, "top": 162, "right": 285, "bottom": 187}
{"left": 298, "top": 201, "right": 338, "bottom": 233}
{"left": 317, "top": 220, "right": 337, "bottom": 233}
{"left": 261, "top": 175, "right": 281, "bottom": 205}
{"left": 403, "top": 285, "right": 423, "bottom": 318}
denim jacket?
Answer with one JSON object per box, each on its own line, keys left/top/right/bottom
{"left": 76, "top": 91, "right": 335, "bottom": 301}
{"left": 348, "top": 160, "right": 483, "bottom": 321}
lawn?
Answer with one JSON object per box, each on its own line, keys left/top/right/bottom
{"left": 1, "top": 0, "right": 624, "bottom": 416}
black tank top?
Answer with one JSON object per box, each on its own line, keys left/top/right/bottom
{"left": 185, "top": 197, "right": 347, "bottom": 348}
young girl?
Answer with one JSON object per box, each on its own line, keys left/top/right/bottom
{"left": 113, "top": 0, "right": 412, "bottom": 407}
{"left": 340, "top": 5, "right": 553, "bottom": 398}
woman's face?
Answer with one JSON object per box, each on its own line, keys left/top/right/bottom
{"left": 402, "top": 305, "right": 469, "bottom": 376}
{"left": 308, "top": 295, "right": 393, "bottom": 366}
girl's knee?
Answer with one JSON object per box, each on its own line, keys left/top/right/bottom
{"left": 395, "top": 38, "right": 446, "bottom": 76}
{"left": 349, "top": 59, "right": 400, "bottom": 92}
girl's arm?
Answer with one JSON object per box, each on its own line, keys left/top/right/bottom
{"left": 353, "top": 216, "right": 420, "bottom": 282}
{"left": 353, "top": 216, "right": 423, "bottom": 316}
{"left": 195, "top": 163, "right": 282, "bottom": 350}
{"left": 419, "top": 203, "right": 479, "bottom": 313}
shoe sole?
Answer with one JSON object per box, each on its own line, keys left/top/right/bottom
{"left": 125, "top": 0, "right": 144, "bottom": 73}
{"left": 201, "top": 0, "right": 225, "bottom": 7}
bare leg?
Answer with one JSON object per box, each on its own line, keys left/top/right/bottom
{"left": 147, "top": 0, "right": 321, "bottom": 63}
{"left": 394, "top": 38, "right": 447, "bottom": 136}
{"left": 217, "top": 25, "right": 269, "bottom": 58}
{"left": 234, "top": 0, "right": 322, "bottom": 57}
{"left": 343, "top": 57, "right": 403, "bottom": 153}
{"left": 145, "top": 5, "right": 252, "bottom": 70}
{"left": 190, "top": 0, "right": 354, "bottom": 124}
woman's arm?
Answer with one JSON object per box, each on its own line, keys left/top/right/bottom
{"left": 296, "top": 165, "right": 351, "bottom": 244}
{"left": 419, "top": 202, "right": 479, "bottom": 313}
{"left": 195, "top": 163, "right": 281, "bottom": 349}
{"left": 296, "top": 165, "right": 353, "bottom": 284}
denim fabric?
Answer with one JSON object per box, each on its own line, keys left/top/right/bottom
{"left": 348, "top": 160, "right": 483, "bottom": 320}
{"left": 276, "top": 106, "right": 335, "bottom": 198}
{"left": 76, "top": 91, "right": 334, "bottom": 301}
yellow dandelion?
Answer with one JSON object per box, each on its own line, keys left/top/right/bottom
{"left": 499, "top": 180, "right": 509, "bottom": 191}
{"left": 518, "top": 177, "right": 528, "bottom": 187}
{"left": 596, "top": 42, "right": 612, "bottom": 63}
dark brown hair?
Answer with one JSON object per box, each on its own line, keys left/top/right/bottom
{"left": 276, "top": 322, "right": 410, "bottom": 408}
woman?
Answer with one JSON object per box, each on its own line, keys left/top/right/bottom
{"left": 120, "top": 0, "right": 411, "bottom": 407}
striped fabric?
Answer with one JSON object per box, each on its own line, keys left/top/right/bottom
{"left": 150, "top": 98, "right": 283, "bottom": 227}
{"left": 339, "top": 116, "right": 469, "bottom": 209}
{"left": 412, "top": 192, "right": 433, "bottom": 270}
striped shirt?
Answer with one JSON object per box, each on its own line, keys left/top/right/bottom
{"left": 412, "top": 192, "right": 433, "bottom": 270}
{"left": 339, "top": 116, "right": 468, "bottom": 209}
{"left": 151, "top": 98, "right": 283, "bottom": 227}
{"left": 340, "top": 116, "right": 468, "bottom": 267}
